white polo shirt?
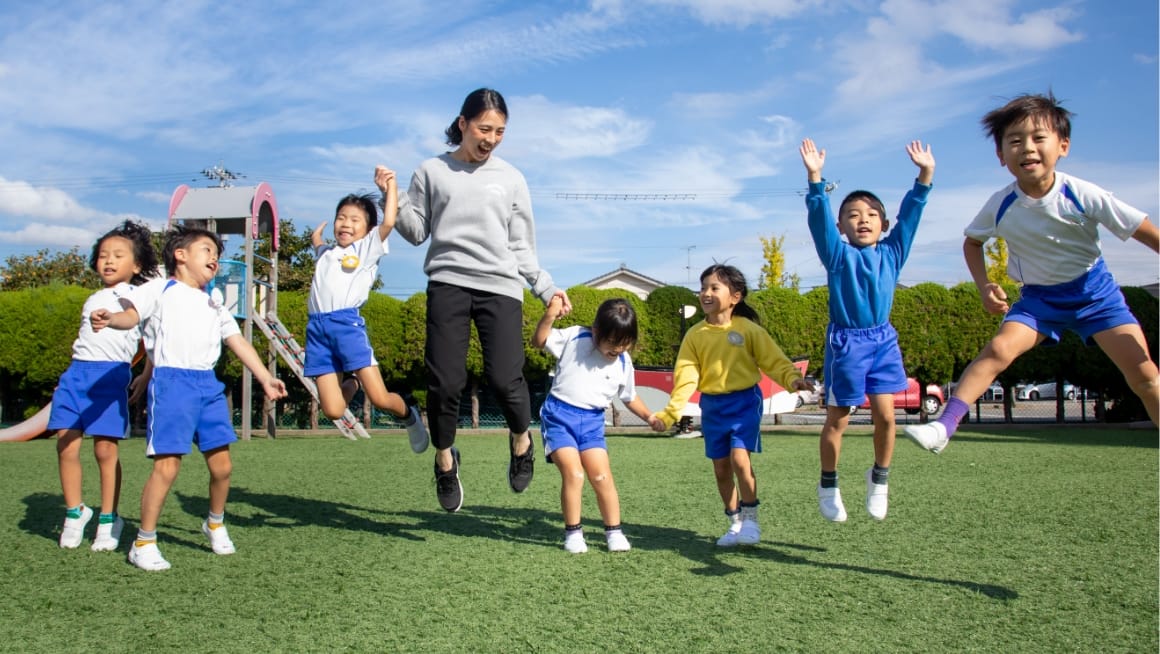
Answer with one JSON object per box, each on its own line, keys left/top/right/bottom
{"left": 72, "top": 283, "right": 141, "bottom": 363}
{"left": 545, "top": 326, "right": 637, "bottom": 410}
{"left": 128, "top": 278, "right": 240, "bottom": 371}
{"left": 308, "top": 231, "right": 387, "bottom": 314}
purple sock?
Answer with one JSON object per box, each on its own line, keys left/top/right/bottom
{"left": 936, "top": 397, "right": 970, "bottom": 437}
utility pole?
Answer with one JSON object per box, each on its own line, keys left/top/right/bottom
{"left": 684, "top": 245, "right": 696, "bottom": 284}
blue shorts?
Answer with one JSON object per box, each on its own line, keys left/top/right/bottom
{"left": 700, "top": 386, "right": 763, "bottom": 460}
{"left": 539, "top": 395, "right": 606, "bottom": 463}
{"left": 145, "top": 367, "right": 236, "bottom": 456}
{"left": 824, "top": 323, "right": 907, "bottom": 406}
{"left": 47, "top": 360, "right": 131, "bottom": 438}
{"left": 1006, "top": 258, "right": 1138, "bottom": 345}
{"left": 304, "top": 308, "right": 376, "bottom": 377}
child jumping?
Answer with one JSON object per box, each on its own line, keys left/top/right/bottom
{"left": 305, "top": 166, "right": 428, "bottom": 452}
{"left": 800, "top": 138, "right": 935, "bottom": 522}
{"left": 50, "top": 220, "right": 159, "bottom": 550}
{"left": 532, "top": 296, "right": 662, "bottom": 554}
{"left": 906, "top": 92, "right": 1159, "bottom": 453}
{"left": 91, "top": 225, "right": 287, "bottom": 571}
{"left": 650, "top": 264, "right": 810, "bottom": 547}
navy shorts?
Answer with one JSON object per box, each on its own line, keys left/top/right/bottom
{"left": 304, "top": 308, "right": 376, "bottom": 377}
{"left": 823, "top": 323, "right": 907, "bottom": 407}
{"left": 1006, "top": 258, "right": 1139, "bottom": 345}
{"left": 146, "top": 367, "right": 236, "bottom": 456}
{"left": 47, "top": 360, "right": 131, "bottom": 438}
{"left": 539, "top": 395, "right": 606, "bottom": 463}
{"left": 700, "top": 386, "right": 763, "bottom": 460}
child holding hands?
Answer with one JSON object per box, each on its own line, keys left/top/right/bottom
{"left": 304, "top": 166, "right": 428, "bottom": 452}
{"left": 800, "top": 138, "right": 934, "bottom": 522}
{"left": 50, "top": 220, "right": 158, "bottom": 551}
{"left": 91, "top": 225, "right": 287, "bottom": 571}
{"left": 651, "top": 265, "right": 810, "bottom": 547}
{"left": 533, "top": 296, "right": 661, "bottom": 553}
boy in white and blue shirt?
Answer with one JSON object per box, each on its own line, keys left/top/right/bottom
{"left": 92, "top": 225, "right": 287, "bottom": 571}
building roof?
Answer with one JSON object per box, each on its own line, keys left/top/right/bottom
{"left": 582, "top": 265, "right": 667, "bottom": 289}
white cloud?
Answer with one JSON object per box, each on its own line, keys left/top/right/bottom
{"left": 505, "top": 95, "right": 652, "bottom": 161}
{"left": 0, "top": 223, "right": 99, "bottom": 247}
{"left": 646, "top": 0, "right": 821, "bottom": 28}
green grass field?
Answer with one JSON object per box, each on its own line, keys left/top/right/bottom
{"left": 0, "top": 425, "right": 1155, "bottom": 653}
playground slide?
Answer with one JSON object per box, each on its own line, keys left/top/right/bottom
{"left": 0, "top": 404, "right": 51, "bottom": 442}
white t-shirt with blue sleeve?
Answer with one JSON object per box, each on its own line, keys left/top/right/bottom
{"left": 129, "top": 278, "right": 240, "bottom": 371}
{"left": 72, "top": 282, "right": 141, "bottom": 363}
{"left": 545, "top": 325, "right": 637, "bottom": 410}
{"left": 307, "top": 231, "right": 387, "bottom": 315}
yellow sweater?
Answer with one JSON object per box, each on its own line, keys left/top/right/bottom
{"left": 656, "top": 317, "right": 801, "bottom": 428}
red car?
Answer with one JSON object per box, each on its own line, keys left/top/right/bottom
{"left": 821, "top": 378, "right": 944, "bottom": 416}
{"left": 857, "top": 378, "right": 944, "bottom": 415}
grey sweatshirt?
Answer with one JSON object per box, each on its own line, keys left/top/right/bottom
{"left": 395, "top": 153, "right": 558, "bottom": 304}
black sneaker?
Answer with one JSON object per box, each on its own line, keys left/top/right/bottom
{"left": 508, "top": 437, "right": 535, "bottom": 493}
{"left": 434, "top": 447, "right": 463, "bottom": 513}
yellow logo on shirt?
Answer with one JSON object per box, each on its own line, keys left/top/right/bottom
{"left": 341, "top": 254, "right": 360, "bottom": 270}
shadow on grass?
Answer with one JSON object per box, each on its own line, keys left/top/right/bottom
{"left": 19, "top": 492, "right": 60, "bottom": 543}
{"left": 161, "top": 491, "right": 1015, "bottom": 601}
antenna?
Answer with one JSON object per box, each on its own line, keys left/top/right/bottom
{"left": 796, "top": 179, "right": 840, "bottom": 196}
{"left": 684, "top": 245, "right": 696, "bottom": 284}
{"left": 201, "top": 163, "right": 245, "bottom": 188}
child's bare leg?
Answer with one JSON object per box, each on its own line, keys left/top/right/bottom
{"left": 139, "top": 455, "right": 182, "bottom": 532}
{"left": 92, "top": 437, "right": 122, "bottom": 515}
{"left": 551, "top": 448, "right": 585, "bottom": 526}
{"left": 952, "top": 322, "right": 1042, "bottom": 404}
{"left": 867, "top": 395, "right": 896, "bottom": 468}
{"left": 820, "top": 406, "right": 850, "bottom": 471}
{"left": 712, "top": 457, "right": 738, "bottom": 510}
{"left": 580, "top": 448, "right": 620, "bottom": 527}
{"left": 315, "top": 372, "right": 347, "bottom": 420}
{"left": 203, "top": 446, "right": 232, "bottom": 516}
{"left": 56, "top": 429, "right": 84, "bottom": 508}
{"left": 358, "top": 366, "right": 408, "bottom": 418}
{"left": 730, "top": 448, "right": 757, "bottom": 504}
{"left": 1093, "top": 324, "right": 1160, "bottom": 424}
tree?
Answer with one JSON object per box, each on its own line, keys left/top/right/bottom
{"left": 984, "top": 238, "right": 1011, "bottom": 285}
{"left": 0, "top": 248, "right": 98, "bottom": 291}
{"left": 759, "top": 233, "right": 801, "bottom": 291}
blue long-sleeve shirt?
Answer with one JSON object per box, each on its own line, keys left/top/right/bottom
{"left": 806, "top": 180, "right": 931, "bottom": 328}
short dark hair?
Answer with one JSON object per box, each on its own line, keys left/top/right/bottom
{"left": 700, "top": 263, "right": 760, "bottom": 323}
{"left": 982, "top": 92, "right": 1073, "bottom": 151}
{"left": 89, "top": 219, "right": 159, "bottom": 286}
{"left": 445, "top": 88, "right": 508, "bottom": 146}
{"left": 335, "top": 193, "right": 380, "bottom": 228}
{"left": 162, "top": 224, "right": 223, "bottom": 274}
{"left": 839, "top": 190, "right": 889, "bottom": 233}
{"left": 591, "top": 298, "right": 638, "bottom": 349}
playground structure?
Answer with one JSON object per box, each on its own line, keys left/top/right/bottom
{"left": 168, "top": 182, "right": 368, "bottom": 440}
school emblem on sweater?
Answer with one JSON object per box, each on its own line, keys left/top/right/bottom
{"left": 341, "top": 254, "right": 360, "bottom": 271}
{"left": 727, "top": 331, "right": 744, "bottom": 346}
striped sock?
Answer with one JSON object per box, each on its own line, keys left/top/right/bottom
{"left": 207, "top": 511, "right": 225, "bottom": 529}
{"left": 820, "top": 470, "right": 838, "bottom": 489}
{"left": 135, "top": 528, "right": 157, "bottom": 547}
{"left": 98, "top": 512, "right": 117, "bottom": 525}
{"left": 65, "top": 504, "right": 84, "bottom": 519}
{"left": 871, "top": 464, "right": 890, "bottom": 485}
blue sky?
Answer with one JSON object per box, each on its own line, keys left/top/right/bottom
{"left": 0, "top": 0, "right": 1156, "bottom": 298}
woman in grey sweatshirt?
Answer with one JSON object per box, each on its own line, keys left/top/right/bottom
{"left": 393, "top": 88, "right": 571, "bottom": 513}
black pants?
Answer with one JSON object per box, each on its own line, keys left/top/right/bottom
{"left": 425, "top": 282, "right": 530, "bottom": 450}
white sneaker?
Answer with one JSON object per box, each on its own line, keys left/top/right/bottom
{"left": 904, "top": 422, "right": 949, "bottom": 454}
{"left": 605, "top": 530, "right": 631, "bottom": 552}
{"left": 90, "top": 516, "right": 124, "bottom": 552}
{"left": 736, "top": 519, "right": 761, "bottom": 545}
{"left": 865, "top": 469, "right": 889, "bottom": 521}
{"left": 201, "top": 521, "right": 236, "bottom": 555}
{"left": 817, "top": 485, "right": 847, "bottom": 522}
{"left": 128, "top": 541, "right": 171, "bottom": 571}
{"left": 564, "top": 531, "right": 588, "bottom": 554}
{"left": 405, "top": 406, "right": 429, "bottom": 454}
{"left": 716, "top": 515, "right": 743, "bottom": 547}
{"left": 59, "top": 506, "right": 93, "bottom": 549}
